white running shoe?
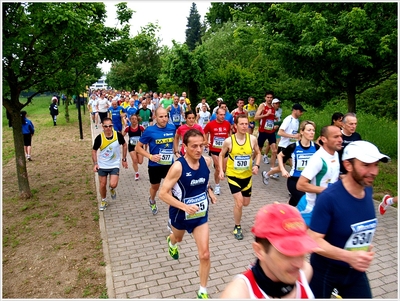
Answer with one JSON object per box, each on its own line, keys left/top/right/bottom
{"left": 262, "top": 171, "right": 269, "bottom": 185}
{"left": 214, "top": 185, "right": 220, "bottom": 195}
{"left": 263, "top": 155, "right": 269, "bottom": 164}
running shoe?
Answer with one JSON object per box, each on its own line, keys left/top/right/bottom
{"left": 269, "top": 168, "right": 279, "bottom": 179}
{"left": 135, "top": 172, "right": 139, "bottom": 181}
{"left": 262, "top": 171, "right": 269, "bottom": 185}
{"left": 233, "top": 225, "right": 243, "bottom": 240}
{"left": 167, "top": 219, "right": 173, "bottom": 234}
{"left": 149, "top": 198, "right": 158, "bottom": 215}
{"left": 110, "top": 187, "right": 117, "bottom": 200}
{"left": 197, "top": 292, "right": 210, "bottom": 299}
{"left": 167, "top": 236, "right": 179, "bottom": 259}
{"left": 214, "top": 185, "right": 220, "bottom": 195}
{"left": 263, "top": 155, "right": 269, "bottom": 164}
{"left": 99, "top": 200, "right": 108, "bottom": 211}
{"left": 27, "top": 155, "right": 32, "bottom": 161}
{"left": 379, "top": 194, "right": 391, "bottom": 215}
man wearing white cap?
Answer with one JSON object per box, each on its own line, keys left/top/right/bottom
{"left": 308, "top": 140, "right": 389, "bottom": 298}
{"left": 221, "top": 203, "right": 318, "bottom": 298}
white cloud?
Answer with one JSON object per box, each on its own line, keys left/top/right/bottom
{"left": 100, "top": 1, "right": 211, "bottom": 73}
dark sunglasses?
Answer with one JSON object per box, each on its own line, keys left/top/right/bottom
{"left": 103, "top": 125, "right": 113, "bottom": 128}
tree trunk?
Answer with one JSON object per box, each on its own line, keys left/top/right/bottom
{"left": 4, "top": 96, "right": 32, "bottom": 199}
{"left": 65, "top": 97, "right": 70, "bottom": 123}
{"left": 346, "top": 85, "right": 357, "bottom": 113}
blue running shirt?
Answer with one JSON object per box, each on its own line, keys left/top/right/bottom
{"left": 139, "top": 123, "right": 177, "bottom": 167}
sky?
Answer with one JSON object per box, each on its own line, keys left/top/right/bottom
{"left": 100, "top": 1, "right": 212, "bottom": 73}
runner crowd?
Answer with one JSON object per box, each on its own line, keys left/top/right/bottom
{"left": 89, "top": 88, "right": 393, "bottom": 299}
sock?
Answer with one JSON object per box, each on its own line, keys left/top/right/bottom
{"left": 386, "top": 197, "right": 394, "bottom": 206}
{"left": 168, "top": 237, "right": 177, "bottom": 248}
{"left": 149, "top": 198, "right": 156, "bottom": 204}
{"left": 215, "top": 184, "right": 220, "bottom": 187}
{"left": 102, "top": 198, "right": 106, "bottom": 202}
{"left": 198, "top": 286, "right": 207, "bottom": 294}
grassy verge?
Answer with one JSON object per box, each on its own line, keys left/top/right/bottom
{"left": 2, "top": 95, "right": 107, "bottom": 298}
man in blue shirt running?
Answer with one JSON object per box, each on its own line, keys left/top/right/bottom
{"left": 135, "top": 107, "right": 177, "bottom": 215}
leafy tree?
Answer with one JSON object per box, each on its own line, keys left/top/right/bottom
{"left": 2, "top": 2, "right": 133, "bottom": 198}
{"left": 185, "top": 3, "right": 202, "bottom": 51}
{"left": 265, "top": 3, "right": 397, "bottom": 112}
{"left": 107, "top": 23, "right": 162, "bottom": 91}
{"left": 158, "top": 41, "right": 207, "bottom": 102}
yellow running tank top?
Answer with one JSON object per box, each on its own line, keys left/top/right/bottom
{"left": 226, "top": 133, "right": 253, "bottom": 179}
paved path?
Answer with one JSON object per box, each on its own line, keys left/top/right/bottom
{"left": 91, "top": 124, "right": 398, "bottom": 299}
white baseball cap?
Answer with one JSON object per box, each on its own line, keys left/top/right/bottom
{"left": 272, "top": 98, "right": 280, "bottom": 104}
{"left": 217, "top": 97, "right": 223, "bottom": 101}
{"left": 179, "top": 96, "right": 185, "bottom": 100}
{"left": 342, "top": 140, "right": 389, "bottom": 163}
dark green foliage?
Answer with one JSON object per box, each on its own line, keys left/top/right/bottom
{"left": 185, "top": 3, "right": 202, "bottom": 51}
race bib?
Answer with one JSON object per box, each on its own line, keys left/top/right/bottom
{"left": 142, "top": 121, "right": 149, "bottom": 128}
{"left": 213, "top": 137, "right": 224, "bottom": 149}
{"left": 173, "top": 114, "right": 180, "bottom": 123}
{"left": 234, "top": 155, "right": 251, "bottom": 170}
{"left": 295, "top": 153, "right": 313, "bottom": 172}
{"left": 290, "top": 130, "right": 298, "bottom": 143}
{"left": 159, "top": 149, "right": 173, "bottom": 165}
{"left": 184, "top": 192, "right": 208, "bottom": 220}
{"left": 248, "top": 111, "right": 256, "bottom": 118}
{"left": 203, "top": 117, "right": 209, "bottom": 124}
{"left": 129, "top": 136, "right": 140, "bottom": 146}
{"left": 264, "top": 119, "right": 274, "bottom": 130}
{"left": 100, "top": 148, "right": 114, "bottom": 161}
{"left": 344, "top": 219, "right": 377, "bottom": 251}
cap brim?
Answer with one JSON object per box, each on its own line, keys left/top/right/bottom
{"left": 270, "top": 235, "right": 319, "bottom": 257}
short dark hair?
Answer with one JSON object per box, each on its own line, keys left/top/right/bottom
{"left": 185, "top": 110, "right": 195, "bottom": 119}
{"left": 255, "top": 237, "right": 271, "bottom": 253}
{"left": 183, "top": 128, "right": 204, "bottom": 145}
{"left": 264, "top": 91, "right": 274, "bottom": 97}
{"left": 234, "top": 114, "right": 248, "bottom": 124}
{"left": 331, "top": 112, "right": 344, "bottom": 125}
{"left": 237, "top": 98, "right": 245, "bottom": 104}
{"left": 102, "top": 117, "right": 112, "bottom": 124}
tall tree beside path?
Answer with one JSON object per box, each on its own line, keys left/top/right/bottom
{"left": 185, "top": 2, "right": 203, "bottom": 51}
{"left": 3, "top": 2, "right": 133, "bottom": 198}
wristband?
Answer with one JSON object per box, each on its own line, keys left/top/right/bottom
{"left": 122, "top": 158, "right": 127, "bottom": 162}
{"left": 254, "top": 164, "right": 260, "bottom": 169}
{"left": 93, "top": 162, "right": 98, "bottom": 165}
{"left": 150, "top": 155, "right": 152, "bottom": 160}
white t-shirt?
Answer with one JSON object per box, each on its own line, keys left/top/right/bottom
{"left": 300, "top": 147, "right": 340, "bottom": 212}
{"left": 198, "top": 111, "right": 211, "bottom": 128}
{"left": 275, "top": 108, "right": 283, "bottom": 122}
{"left": 278, "top": 115, "right": 299, "bottom": 148}
{"left": 88, "top": 98, "right": 98, "bottom": 112}
{"left": 97, "top": 98, "right": 110, "bottom": 113}
{"left": 196, "top": 102, "right": 210, "bottom": 112}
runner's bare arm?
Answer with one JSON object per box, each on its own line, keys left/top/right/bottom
{"left": 218, "top": 138, "right": 231, "bottom": 180}
{"left": 254, "top": 103, "right": 265, "bottom": 121}
{"left": 307, "top": 229, "right": 374, "bottom": 272}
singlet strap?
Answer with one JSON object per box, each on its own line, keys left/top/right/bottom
{"left": 243, "top": 270, "right": 265, "bottom": 299}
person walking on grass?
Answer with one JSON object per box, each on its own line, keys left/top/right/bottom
{"left": 49, "top": 96, "right": 59, "bottom": 126}
{"left": 123, "top": 115, "right": 145, "bottom": 181}
{"left": 21, "top": 110, "right": 35, "bottom": 161}
{"left": 92, "top": 117, "right": 128, "bottom": 211}
{"left": 159, "top": 129, "right": 217, "bottom": 299}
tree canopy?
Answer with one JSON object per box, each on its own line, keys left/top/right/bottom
{"left": 2, "top": 2, "right": 133, "bottom": 197}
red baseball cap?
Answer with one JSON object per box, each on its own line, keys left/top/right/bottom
{"left": 251, "top": 203, "right": 319, "bottom": 257}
